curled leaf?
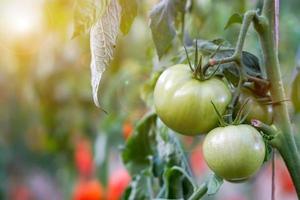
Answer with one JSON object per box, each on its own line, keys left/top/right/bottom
{"left": 90, "top": 0, "right": 121, "bottom": 107}
{"left": 73, "top": 0, "right": 111, "bottom": 38}
{"left": 149, "top": 0, "right": 187, "bottom": 58}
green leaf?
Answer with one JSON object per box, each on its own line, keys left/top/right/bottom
{"left": 72, "top": 0, "right": 111, "bottom": 38}
{"left": 223, "top": 69, "right": 240, "bottom": 86}
{"left": 122, "top": 173, "right": 152, "bottom": 200}
{"left": 122, "top": 112, "right": 157, "bottom": 175}
{"left": 224, "top": 13, "right": 243, "bottom": 30}
{"left": 149, "top": 0, "right": 187, "bottom": 58}
{"left": 206, "top": 174, "right": 223, "bottom": 195}
{"left": 164, "top": 166, "right": 195, "bottom": 199}
{"left": 156, "top": 122, "right": 182, "bottom": 167}
{"left": 156, "top": 121, "right": 192, "bottom": 175}
{"left": 119, "top": 0, "right": 138, "bottom": 34}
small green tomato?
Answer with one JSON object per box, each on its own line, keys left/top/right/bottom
{"left": 203, "top": 124, "right": 265, "bottom": 182}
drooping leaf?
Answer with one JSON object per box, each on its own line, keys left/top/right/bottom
{"left": 121, "top": 113, "right": 197, "bottom": 199}
{"left": 206, "top": 174, "right": 223, "bottom": 195}
{"left": 164, "top": 166, "right": 195, "bottom": 199}
{"left": 224, "top": 13, "right": 243, "bottom": 30}
{"left": 149, "top": 0, "right": 187, "bottom": 58}
{"left": 156, "top": 120, "right": 193, "bottom": 176}
{"left": 122, "top": 173, "right": 152, "bottom": 200}
{"left": 122, "top": 112, "right": 157, "bottom": 175}
{"left": 90, "top": 0, "right": 121, "bottom": 107}
{"left": 119, "top": 0, "right": 138, "bottom": 34}
{"left": 72, "top": 0, "right": 111, "bottom": 38}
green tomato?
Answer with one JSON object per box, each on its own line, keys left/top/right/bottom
{"left": 153, "top": 64, "right": 232, "bottom": 135}
{"left": 203, "top": 125, "right": 265, "bottom": 182}
{"left": 291, "top": 71, "right": 300, "bottom": 113}
{"left": 237, "top": 88, "right": 273, "bottom": 124}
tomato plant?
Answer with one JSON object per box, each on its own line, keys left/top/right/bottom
{"left": 203, "top": 125, "right": 265, "bottom": 181}
{"left": 74, "top": 0, "right": 300, "bottom": 198}
{"left": 154, "top": 64, "right": 232, "bottom": 135}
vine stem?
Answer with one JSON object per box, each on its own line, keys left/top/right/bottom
{"left": 188, "top": 183, "right": 208, "bottom": 200}
{"left": 207, "top": 11, "right": 257, "bottom": 123}
{"left": 253, "top": 0, "right": 300, "bottom": 197}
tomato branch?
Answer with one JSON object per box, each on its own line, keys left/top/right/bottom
{"left": 188, "top": 183, "right": 208, "bottom": 200}
{"left": 251, "top": 119, "right": 280, "bottom": 147}
{"left": 253, "top": 0, "right": 300, "bottom": 196}
{"left": 206, "top": 10, "right": 257, "bottom": 68}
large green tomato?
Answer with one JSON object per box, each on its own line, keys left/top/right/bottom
{"left": 203, "top": 125, "right": 265, "bottom": 182}
{"left": 237, "top": 88, "right": 273, "bottom": 124}
{"left": 153, "top": 64, "right": 232, "bottom": 135}
{"left": 291, "top": 71, "right": 300, "bottom": 113}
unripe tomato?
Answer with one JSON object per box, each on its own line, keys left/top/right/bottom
{"left": 203, "top": 125, "right": 265, "bottom": 182}
{"left": 154, "top": 64, "right": 232, "bottom": 135}
{"left": 291, "top": 71, "right": 300, "bottom": 112}
{"left": 73, "top": 179, "right": 104, "bottom": 200}
{"left": 237, "top": 88, "right": 273, "bottom": 124}
{"left": 106, "top": 168, "right": 131, "bottom": 200}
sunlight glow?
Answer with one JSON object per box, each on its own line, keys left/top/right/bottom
{"left": 0, "top": 0, "right": 43, "bottom": 37}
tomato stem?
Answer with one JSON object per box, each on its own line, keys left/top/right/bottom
{"left": 253, "top": 0, "right": 300, "bottom": 196}
{"left": 188, "top": 183, "right": 208, "bottom": 200}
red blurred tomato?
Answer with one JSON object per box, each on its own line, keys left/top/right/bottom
{"left": 75, "top": 139, "right": 94, "bottom": 177}
{"left": 9, "top": 185, "right": 32, "bottom": 200}
{"left": 189, "top": 144, "right": 207, "bottom": 177}
{"left": 73, "top": 179, "right": 104, "bottom": 200}
{"left": 277, "top": 159, "right": 296, "bottom": 194}
{"left": 122, "top": 122, "right": 133, "bottom": 140}
{"left": 106, "top": 168, "right": 131, "bottom": 200}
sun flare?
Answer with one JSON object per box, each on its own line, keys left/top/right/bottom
{"left": 0, "top": 0, "right": 43, "bottom": 38}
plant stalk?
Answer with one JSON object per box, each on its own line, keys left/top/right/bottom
{"left": 188, "top": 183, "right": 208, "bottom": 200}
{"left": 253, "top": 0, "right": 300, "bottom": 196}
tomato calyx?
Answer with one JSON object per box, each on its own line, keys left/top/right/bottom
{"left": 184, "top": 40, "right": 220, "bottom": 82}
{"left": 210, "top": 96, "right": 252, "bottom": 127}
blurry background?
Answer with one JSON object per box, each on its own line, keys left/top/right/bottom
{"left": 0, "top": 0, "right": 299, "bottom": 199}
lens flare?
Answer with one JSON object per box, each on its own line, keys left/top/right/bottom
{"left": 0, "top": 0, "right": 43, "bottom": 38}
